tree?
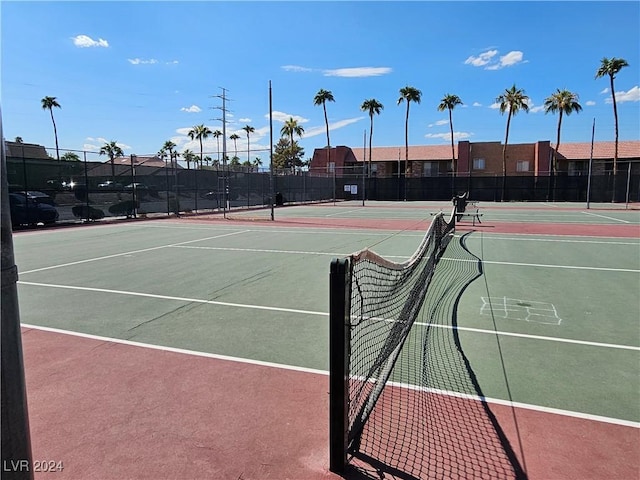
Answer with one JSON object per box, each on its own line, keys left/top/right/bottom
{"left": 99, "top": 141, "right": 124, "bottom": 181}
{"left": 397, "top": 86, "right": 422, "bottom": 171}
{"left": 241, "top": 125, "right": 255, "bottom": 165}
{"left": 280, "top": 117, "right": 305, "bottom": 171}
{"left": 313, "top": 89, "right": 335, "bottom": 175}
{"left": 496, "top": 84, "right": 529, "bottom": 201}
{"left": 272, "top": 138, "right": 304, "bottom": 170}
{"left": 188, "top": 124, "right": 213, "bottom": 170}
{"left": 360, "top": 99, "right": 384, "bottom": 178}
{"left": 14, "top": 136, "right": 23, "bottom": 143}
{"left": 212, "top": 130, "right": 223, "bottom": 164}
{"left": 182, "top": 149, "right": 197, "bottom": 170}
{"left": 160, "top": 140, "right": 177, "bottom": 169}
{"left": 229, "top": 133, "right": 240, "bottom": 160}
{"left": 61, "top": 152, "right": 80, "bottom": 162}
{"left": 41, "top": 96, "right": 61, "bottom": 161}
{"left": 437, "top": 94, "right": 463, "bottom": 178}
{"left": 253, "top": 157, "right": 263, "bottom": 170}
{"left": 544, "top": 89, "right": 582, "bottom": 200}
{"left": 596, "top": 57, "right": 629, "bottom": 199}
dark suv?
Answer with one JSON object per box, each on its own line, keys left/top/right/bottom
{"left": 9, "top": 193, "right": 59, "bottom": 227}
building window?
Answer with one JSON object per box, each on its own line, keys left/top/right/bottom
{"left": 472, "top": 158, "right": 485, "bottom": 170}
{"left": 516, "top": 160, "right": 530, "bottom": 172}
{"left": 423, "top": 161, "right": 439, "bottom": 177}
{"left": 327, "top": 162, "right": 335, "bottom": 173}
{"left": 568, "top": 161, "right": 587, "bottom": 176}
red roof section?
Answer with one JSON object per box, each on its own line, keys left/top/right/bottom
{"left": 555, "top": 141, "right": 640, "bottom": 160}
{"left": 351, "top": 144, "right": 457, "bottom": 162}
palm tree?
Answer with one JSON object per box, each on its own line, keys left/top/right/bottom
{"left": 241, "top": 125, "right": 255, "bottom": 165}
{"left": 182, "top": 149, "right": 196, "bottom": 170}
{"left": 496, "top": 84, "right": 529, "bottom": 201}
{"left": 188, "top": 124, "right": 213, "bottom": 170}
{"left": 596, "top": 57, "right": 629, "bottom": 200}
{"left": 437, "top": 94, "right": 463, "bottom": 178}
{"left": 280, "top": 117, "right": 304, "bottom": 171}
{"left": 41, "top": 96, "right": 61, "bottom": 161}
{"left": 160, "top": 140, "right": 177, "bottom": 169}
{"left": 229, "top": 133, "right": 241, "bottom": 160}
{"left": 360, "top": 99, "right": 384, "bottom": 178}
{"left": 544, "top": 89, "right": 582, "bottom": 200}
{"left": 397, "top": 86, "right": 422, "bottom": 171}
{"left": 99, "top": 140, "right": 124, "bottom": 182}
{"left": 212, "top": 130, "right": 223, "bottom": 165}
{"left": 313, "top": 89, "right": 335, "bottom": 174}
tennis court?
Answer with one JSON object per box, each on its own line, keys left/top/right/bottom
{"left": 14, "top": 200, "right": 640, "bottom": 479}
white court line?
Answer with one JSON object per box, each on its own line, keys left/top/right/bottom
{"left": 173, "top": 245, "right": 349, "bottom": 256}
{"left": 441, "top": 257, "right": 640, "bottom": 273}
{"left": 18, "top": 281, "right": 326, "bottom": 317}
{"left": 19, "top": 230, "right": 250, "bottom": 275}
{"left": 324, "top": 209, "right": 363, "bottom": 217}
{"left": 17, "top": 281, "right": 639, "bottom": 351}
{"left": 464, "top": 235, "right": 639, "bottom": 245}
{"left": 581, "top": 211, "right": 632, "bottom": 224}
{"left": 20, "top": 323, "right": 639, "bottom": 429}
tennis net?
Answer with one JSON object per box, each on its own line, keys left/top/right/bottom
{"left": 329, "top": 207, "right": 526, "bottom": 478}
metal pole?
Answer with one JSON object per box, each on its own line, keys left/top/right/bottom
{"left": 221, "top": 87, "right": 228, "bottom": 218}
{"left": 362, "top": 129, "right": 366, "bottom": 206}
{"left": 586, "top": 118, "right": 595, "bottom": 209}
{"left": 269, "top": 81, "right": 275, "bottom": 221}
{"left": 625, "top": 161, "right": 631, "bottom": 209}
{"left": 1, "top": 109, "right": 34, "bottom": 480}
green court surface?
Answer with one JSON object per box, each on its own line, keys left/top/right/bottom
{"left": 14, "top": 201, "right": 640, "bottom": 427}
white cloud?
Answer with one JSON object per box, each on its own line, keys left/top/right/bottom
{"left": 181, "top": 105, "right": 202, "bottom": 113}
{"left": 425, "top": 131, "right": 472, "bottom": 141}
{"left": 72, "top": 34, "right": 109, "bottom": 48}
{"left": 600, "top": 88, "right": 609, "bottom": 94}
{"left": 166, "top": 60, "right": 179, "bottom": 65}
{"left": 239, "top": 118, "right": 252, "bottom": 123}
{"left": 464, "top": 50, "right": 498, "bottom": 67}
{"left": 304, "top": 118, "right": 365, "bottom": 138}
{"left": 269, "top": 111, "right": 309, "bottom": 124}
{"left": 323, "top": 67, "right": 392, "bottom": 78}
{"left": 128, "top": 58, "right": 158, "bottom": 65}
{"left": 585, "top": 100, "right": 596, "bottom": 106}
{"left": 466, "top": 49, "right": 525, "bottom": 70}
{"left": 472, "top": 102, "right": 482, "bottom": 107}
{"left": 428, "top": 120, "right": 449, "bottom": 128}
{"left": 281, "top": 65, "right": 313, "bottom": 72}
{"left": 610, "top": 86, "right": 640, "bottom": 103}
{"left": 529, "top": 105, "right": 545, "bottom": 113}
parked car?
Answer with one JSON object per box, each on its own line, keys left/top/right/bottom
{"left": 9, "top": 193, "right": 59, "bottom": 227}
{"left": 124, "top": 183, "right": 149, "bottom": 192}
{"left": 15, "top": 191, "right": 56, "bottom": 206}
{"left": 98, "top": 181, "right": 124, "bottom": 191}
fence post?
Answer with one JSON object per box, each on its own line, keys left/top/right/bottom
{"left": 329, "top": 258, "right": 351, "bottom": 473}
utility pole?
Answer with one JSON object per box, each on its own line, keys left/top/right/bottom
{"left": 269, "top": 81, "right": 275, "bottom": 221}
{"left": 212, "top": 88, "right": 231, "bottom": 217}
{"left": 1, "top": 108, "right": 34, "bottom": 480}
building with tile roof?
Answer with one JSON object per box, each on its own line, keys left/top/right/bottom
{"left": 310, "top": 140, "right": 640, "bottom": 178}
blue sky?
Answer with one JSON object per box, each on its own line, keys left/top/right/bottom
{"left": 2, "top": 1, "right": 639, "bottom": 167}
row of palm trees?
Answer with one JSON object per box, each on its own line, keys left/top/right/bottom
{"left": 40, "top": 56, "right": 629, "bottom": 197}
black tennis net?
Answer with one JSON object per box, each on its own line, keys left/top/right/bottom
{"left": 329, "top": 208, "right": 526, "bottom": 479}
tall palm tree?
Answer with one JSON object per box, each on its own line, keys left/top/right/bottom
{"left": 313, "top": 89, "right": 335, "bottom": 173}
{"left": 212, "top": 130, "right": 223, "bottom": 165}
{"left": 360, "top": 99, "right": 384, "bottom": 177}
{"left": 496, "top": 84, "right": 529, "bottom": 201}
{"left": 544, "top": 89, "right": 582, "bottom": 200}
{"left": 161, "top": 140, "right": 177, "bottom": 169}
{"left": 188, "top": 124, "right": 213, "bottom": 170}
{"left": 99, "top": 140, "right": 124, "bottom": 182}
{"left": 280, "top": 117, "right": 304, "bottom": 171}
{"left": 41, "top": 96, "right": 61, "bottom": 161}
{"left": 437, "top": 94, "right": 463, "bottom": 177}
{"left": 596, "top": 57, "right": 629, "bottom": 199}
{"left": 241, "top": 125, "right": 255, "bottom": 165}
{"left": 397, "top": 86, "right": 422, "bottom": 171}
{"left": 229, "top": 133, "right": 241, "bottom": 161}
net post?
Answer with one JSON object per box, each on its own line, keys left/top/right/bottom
{"left": 329, "top": 258, "right": 350, "bottom": 473}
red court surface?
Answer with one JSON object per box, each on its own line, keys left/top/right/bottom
{"left": 22, "top": 326, "right": 639, "bottom": 480}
